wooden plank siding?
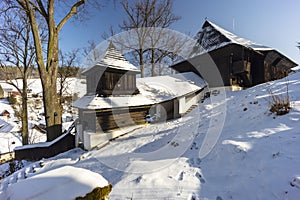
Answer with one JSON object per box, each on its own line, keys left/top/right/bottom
{"left": 97, "top": 70, "right": 139, "bottom": 96}
{"left": 94, "top": 99, "right": 179, "bottom": 132}
{"left": 172, "top": 44, "right": 253, "bottom": 87}
{"left": 84, "top": 68, "right": 139, "bottom": 97}
{"left": 85, "top": 67, "right": 103, "bottom": 95}
{"left": 95, "top": 107, "right": 149, "bottom": 132}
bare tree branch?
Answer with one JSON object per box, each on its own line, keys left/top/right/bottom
{"left": 57, "top": 0, "right": 86, "bottom": 32}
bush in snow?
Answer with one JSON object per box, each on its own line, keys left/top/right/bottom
{"left": 268, "top": 81, "right": 291, "bottom": 115}
{"left": 75, "top": 184, "right": 112, "bottom": 200}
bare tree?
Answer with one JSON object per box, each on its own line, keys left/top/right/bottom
{"left": 105, "top": 0, "right": 180, "bottom": 77}
{"left": 82, "top": 40, "right": 103, "bottom": 66}
{"left": 0, "top": 8, "right": 36, "bottom": 145}
{"left": 2, "top": 0, "right": 103, "bottom": 141}
{"left": 58, "top": 49, "right": 80, "bottom": 107}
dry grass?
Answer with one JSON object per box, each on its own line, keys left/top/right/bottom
{"left": 268, "top": 81, "right": 291, "bottom": 116}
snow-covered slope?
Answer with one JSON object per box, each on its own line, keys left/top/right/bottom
{"left": 1, "top": 72, "right": 300, "bottom": 199}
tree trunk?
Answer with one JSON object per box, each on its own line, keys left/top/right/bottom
{"left": 40, "top": 29, "right": 62, "bottom": 141}
{"left": 41, "top": 31, "right": 62, "bottom": 141}
{"left": 139, "top": 49, "right": 144, "bottom": 77}
{"left": 42, "top": 75, "right": 62, "bottom": 141}
{"left": 151, "top": 48, "right": 155, "bottom": 76}
{"left": 21, "top": 78, "right": 28, "bottom": 145}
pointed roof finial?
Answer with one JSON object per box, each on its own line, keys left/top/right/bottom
{"left": 108, "top": 40, "right": 115, "bottom": 49}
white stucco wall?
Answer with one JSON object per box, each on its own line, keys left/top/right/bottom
{"left": 83, "top": 131, "right": 110, "bottom": 150}
{"left": 83, "top": 126, "right": 142, "bottom": 150}
{"left": 178, "top": 92, "right": 204, "bottom": 114}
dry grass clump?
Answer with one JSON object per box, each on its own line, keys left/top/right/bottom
{"left": 268, "top": 81, "right": 291, "bottom": 116}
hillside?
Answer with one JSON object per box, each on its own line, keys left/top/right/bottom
{"left": 1, "top": 71, "right": 300, "bottom": 199}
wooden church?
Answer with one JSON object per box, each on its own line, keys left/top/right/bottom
{"left": 171, "top": 20, "right": 297, "bottom": 89}
{"left": 73, "top": 42, "right": 207, "bottom": 150}
{"left": 75, "top": 42, "right": 144, "bottom": 133}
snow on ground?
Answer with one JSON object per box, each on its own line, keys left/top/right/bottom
{"left": 0, "top": 99, "right": 47, "bottom": 153}
{"left": 0, "top": 99, "right": 21, "bottom": 154}
{"left": 0, "top": 129, "right": 21, "bottom": 154}
{"left": 1, "top": 72, "right": 300, "bottom": 199}
{"left": 0, "top": 77, "right": 85, "bottom": 97}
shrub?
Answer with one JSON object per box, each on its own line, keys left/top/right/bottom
{"left": 76, "top": 184, "right": 112, "bottom": 200}
{"left": 9, "top": 94, "right": 17, "bottom": 105}
{"left": 268, "top": 81, "right": 291, "bottom": 116}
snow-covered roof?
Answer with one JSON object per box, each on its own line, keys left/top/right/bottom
{"left": 0, "top": 118, "right": 14, "bottom": 133}
{"left": 82, "top": 42, "right": 140, "bottom": 74}
{"left": 73, "top": 72, "right": 207, "bottom": 109}
{"left": 194, "top": 20, "right": 273, "bottom": 54}
{"left": 201, "top": 20, "right": 273, "bottom": 51}
{"left": 0, "top": 82, "right": 17, "bottom": 92}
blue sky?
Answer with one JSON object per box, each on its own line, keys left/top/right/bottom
{"left": 60, "top": 0, "right": 300, "bottom": 65}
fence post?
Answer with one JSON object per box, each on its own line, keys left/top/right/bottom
{"left": 75, "top": 124, "right": 83, "bottom": 147}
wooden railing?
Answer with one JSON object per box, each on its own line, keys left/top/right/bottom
{"left": 14, "top": 121, "right": 76, "bottom": 161}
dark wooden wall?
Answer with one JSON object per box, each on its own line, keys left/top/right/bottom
{"left": 173, "top": 44, "right": 251, "bottom": 87}
{"left": 171, "top": 44, "right": 293, "bottom": 88}
{"left": 95, "top": 107, "right": 149, "bottom": 132}
{"left": 79, "top": 99, "right": 181, "bottom": 133}
{"left": 84, "top": 67, "right": 139, "bottom": 97}
{"left": 250, "top": 53, "right": 265, "bottom": 85}
{"left": 84, "top": 67, "right": 103, "bottom": 95}
{"left": 97, "top": 70, "right": 139, "bottom": 96}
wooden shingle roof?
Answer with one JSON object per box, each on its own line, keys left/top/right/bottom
{"left": 82, "top": 42, "right": 140, "bottom": 75}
